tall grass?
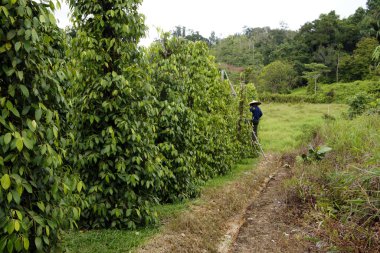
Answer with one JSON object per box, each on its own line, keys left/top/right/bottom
{"left": 287, "top": 114, "right": 380, "bottom": 251}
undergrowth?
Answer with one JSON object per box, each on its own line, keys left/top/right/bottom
{"left": 286, "top": 114, "right": 380, "bottom": 252}
{"left": 262, "top": 80, "right": 380, "bottom": 104}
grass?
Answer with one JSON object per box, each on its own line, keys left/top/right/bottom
{"left": 63, "top": 102, "right": 348, "bottom": 252}
{"left": 286, "top": 114, "right": 380, "bottom": 252}
{"left": 63, "top": 228, "right": 157, "bottom": 253}
{"left": 259, "top": 103, "right": 347, "bottom": 153}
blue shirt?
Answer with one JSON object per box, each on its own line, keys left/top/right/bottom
{"left": 250, "top": 106, "right": 263, "bottom": 121}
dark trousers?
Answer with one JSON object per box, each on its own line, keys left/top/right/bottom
{"left": 252, "top": 122, "right": 259, "bottom": 141}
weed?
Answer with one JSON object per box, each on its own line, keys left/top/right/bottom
{"left": 301, "top": 145, "right": 332, "bottom": 162}
{"left": 286, "top": 114, "right": 380, "bottom": 251}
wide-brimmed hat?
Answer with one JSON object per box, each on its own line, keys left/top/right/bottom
{"left": 249, "top": 100, "right": 261, "bottom": 106}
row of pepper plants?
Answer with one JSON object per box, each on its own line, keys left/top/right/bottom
{"left": 0, "top": 0, "right": 255, "bottom": 252}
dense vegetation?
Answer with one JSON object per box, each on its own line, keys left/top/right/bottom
{"left": 0, "top": 1, "right": 79, "bottom": 252}
{"left": 259, "top": 80, "right": 380, "bottom": 104}
{"left": 208, "top": 1, "right": 380, "bottom": 93}
{"left": 1, "top": 0, "right": 379, "bottom": 252}
{"left": 0, "top": 0, "right": 252, "bottom": 251}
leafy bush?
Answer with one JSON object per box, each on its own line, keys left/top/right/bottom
{"left": 259, "top": 60, "right": 297, "bottom": 93}
{"left": 68, "top": 0, "right": 161, "bottom": 229}
{"left": 148, "top": 35, "right": 246, "bottom": 201}
{"left": 0, "top": 1, "right": 79, "bottom": 252}
{"left": 348, "top": 87, "right": 379, "bottom": 119}
{"left": 348, "top": 92, "right": 374, "bottom": 118}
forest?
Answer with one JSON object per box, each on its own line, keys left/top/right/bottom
{"left": 0, "top": 0, "right": 379, "bottom": 252}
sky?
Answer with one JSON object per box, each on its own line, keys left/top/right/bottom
{"left": 55, "top": 0, "right": 368, "bottom": 46}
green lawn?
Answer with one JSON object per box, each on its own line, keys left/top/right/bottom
{"left": 63, "top": 103, "right": 348, "bottom": 252}
{"left": 259, "top": 103, "right": 347, "bottom": 152}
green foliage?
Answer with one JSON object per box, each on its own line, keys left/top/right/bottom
{"left": 259, "top": 60, "right": 297, "bottom": 93}
{"left": 148, "top": 35, "right": 245, "bottom": 201}
{"left": 302, "top": 63, "right": 329, "bottom": 95}
{"left": 245, "top": 83, "right": 258, "bottom": 101}
{"left": 301, "top": 145, "right": 332, "bottom": 162}
{"left": 348, "top": 91, "right": 379, "bottom": 118}
{"left": 374, "top": 45, "right": 380, "bottom": 66}
{"left": 340, "top": 37, "right": 379, "bottom": 81}
{"left": 172, "top": 26, "right": 210, "bottom": 44}
{"left": 67, "top": 1, "right": 248, "bottom": 229}
{"left": 210, "top": 5, "right": 380, "bottom": 85}
{"left": 0, "top": 0, "right": 79, "bottom": 252}
{"left": 287, "top": 80, "right": 380, "bottom": 104}
{"left": 210, "top": 35, "right": 259, "bottom": 67}
{"left": 68, "top": 0, "right": 160, "bottom": 229}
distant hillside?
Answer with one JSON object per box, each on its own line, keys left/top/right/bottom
{"left": 210, "top": 4, "right": 380, "bottom": 87}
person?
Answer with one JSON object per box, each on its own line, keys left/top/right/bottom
{"left": 249, "top": 100, "right": 263, "bottom": 141}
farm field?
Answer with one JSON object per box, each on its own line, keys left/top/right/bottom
{"left": 2, "top": 1, "right": 378, "bottom": 252}
{"left": 63, "top": 102, "right": 348, "bottom": 252}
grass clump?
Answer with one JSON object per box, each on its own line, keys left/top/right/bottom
{"left": 286, "top": 114, "right": 380, "bottom": 252}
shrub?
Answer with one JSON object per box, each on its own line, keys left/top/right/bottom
{"left": 348, "top": 92, "right": 375, "bottom": 118}
{"left": 259, "top": 60, "right": 297, "bottom": 93}
{"left": 0, "top": 1, "right": 79, "bottom": 252}
{"left": 148, "top": 36, "right": 246, "bottom": 201}
{"left": 68, "top": 0, "right": 161, "bottom": 229}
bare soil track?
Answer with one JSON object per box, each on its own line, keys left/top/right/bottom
{"left": 231, "top": 168, "right": 316, "bottom": 253}
{"left": 136, "top": 154, "right": 317, "bottom": 253}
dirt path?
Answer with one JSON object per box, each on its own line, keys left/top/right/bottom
{"left": 135, "top": 155, "right": 317, "bottom": 253}
{"left": 231, "top": 168, "right": 316, "bottom": 253}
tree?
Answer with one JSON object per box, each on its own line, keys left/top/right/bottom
{"left": 340, "top": 37, "right": 379, "bottom": 81}
{"left": 68, "top": 0, "right": 160, "bottom": 229}
{"left": 0, "top": 1, "right": 78, "bottom": 252}
{"left": 172, "top": 26, "right": 209, "bottom": 44}
{"left": 209, "top": 31, "right": 219, "bottom": 45}
{"left": 172, "top": 26, "right": 186, "bottom": 37}
{"left": 185, "top": 31, "right": 209, "bottom": 44}
{"left": 365, "top": 0, "right": 380, "bottom": 37}
{"left": 303, "top": 63, "right": 329, "bottom": 95}
{"left": 259, "top": 61, "right": 297, "bottom": 93}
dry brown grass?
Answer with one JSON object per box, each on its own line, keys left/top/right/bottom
{"left": 135, "top": 154, "right": 280, "bottom": 253}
